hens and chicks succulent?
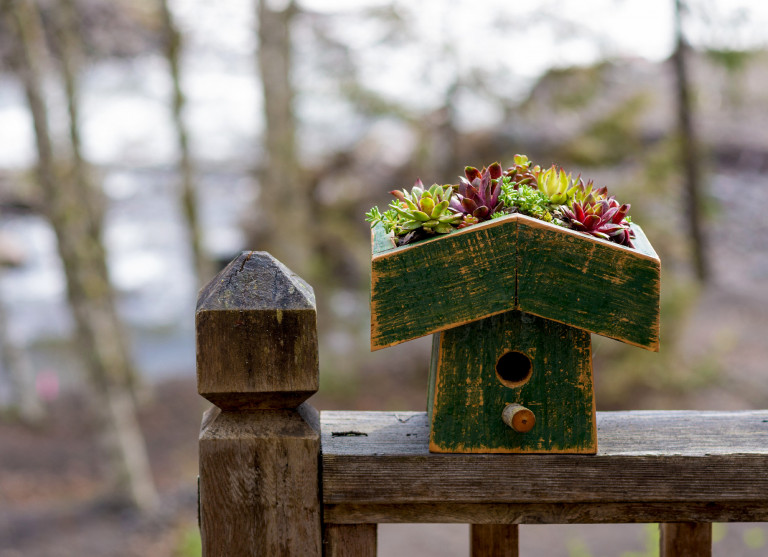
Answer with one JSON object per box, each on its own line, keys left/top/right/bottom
{"left": 366, "top": 155, "right": 635, "bottom": 248}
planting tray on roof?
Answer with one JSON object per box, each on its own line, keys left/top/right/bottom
{"left": 370, "top": 213, "right": 660, "bottom": 352}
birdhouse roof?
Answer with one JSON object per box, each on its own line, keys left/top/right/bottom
{"left": 370, "top": 213, "right": 660, "bottom": 351}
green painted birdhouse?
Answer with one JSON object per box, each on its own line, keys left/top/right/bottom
{"left": 370, "top": 213, "right": 660, "bottom": 454}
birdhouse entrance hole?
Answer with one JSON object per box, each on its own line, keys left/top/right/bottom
{"left": 495, "top": 351, "right": 532, "bottom": 388}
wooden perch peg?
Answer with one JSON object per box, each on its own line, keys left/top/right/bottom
{"left": 502, "top": 403, "right": 536, "bottom": 433}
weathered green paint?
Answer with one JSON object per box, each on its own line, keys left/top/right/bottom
{"left": 428, "top": 310, "right": 596, "bottom": 453}
{"left": 371, "top": 214, "right": 657, "bottom": 453}
{"left": 371, "top": 215, "right": 661, "bottom": 350}
{"left": 371, "top": 214, "right": 660, "bottom": 351}
{"left": 371, "top": 217, "right": 518, "bottom": 350}
{"left": 427, "top": 333, "right": 440, "bottom": 419}
{"left": 517, "top": 219, "right": 660, "bottom": 351}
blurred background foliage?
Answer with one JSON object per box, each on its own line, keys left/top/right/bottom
{"left": 1, "top": 0, "right": 768, "bottom": 554}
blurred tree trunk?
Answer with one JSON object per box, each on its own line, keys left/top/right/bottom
{"left": 0, "top": 259, "right": 44, "bottom": 425}
{"left": 55, "top": 0, "right": 102, "bottom": 238}
{"left": 0, "top": 299, "right": 43, "bottom": 425}
{"left": 54, "top": 0, "right": 146, "bottom": 400}
{"left": 252, "top": 0, "right": 312, "bottom": 277}
{"left": 158, "top": 0, "right": 214, "bottom": 286}
{"left": 673, "top": 0, "right": 709, "bottom": 282}
{"left": 5, "top": 0, "right": 158, "bottom": 511}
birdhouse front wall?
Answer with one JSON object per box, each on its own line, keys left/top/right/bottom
{"left": 428, "top": 310, "right": 596, "bottom": 454}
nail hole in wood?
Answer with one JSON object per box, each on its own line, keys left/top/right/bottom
{"left": 495, "top": 351, "right": 532, "bottom": 388}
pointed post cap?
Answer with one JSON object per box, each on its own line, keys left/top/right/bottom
{"left": 196, "top": 252, "right": 318, "bottom": 410}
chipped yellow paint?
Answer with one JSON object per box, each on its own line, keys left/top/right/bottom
{"left": 517, "top": 218, "right": 660, "bottom": 351}
{"left": 428, "top": 310, "right": 596, "bottom": 454}
{"left": 518, "top": 215, "right": 660, "bottom": 263}
{"left": 370, "top": 218, "right": 519, "bottom": 350}
{"left": 371, "top": 213, "right": 519, "bottom": 261}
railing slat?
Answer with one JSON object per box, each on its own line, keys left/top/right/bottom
{"left": 324, "top": 502, "right": 768, "bottom": 525}
{"left": 470, "top": 524, "right": 519, "bottom": 557}
{"left": 324, "top": 524, "right": 377, "bottom": 557}
{"left": 660, "top": 522, "right": 712, "bottom": 556}
{"left": 322, "top": 411, "right": 768, "bottom": 526}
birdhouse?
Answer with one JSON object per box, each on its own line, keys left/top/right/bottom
{"left": 370, "top": 213, "right": 660, "bottom": 454}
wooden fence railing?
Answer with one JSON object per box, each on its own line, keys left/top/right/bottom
{"left": 197, "top": 253, "right": 768, "bottom": 557}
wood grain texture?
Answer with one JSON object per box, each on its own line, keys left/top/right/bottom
{"left": 370, "top": 218, "right": 518, "bottom": 350}
{"left": 196, "top": 251, "right": 318, "bottom": 409}
{"left": 324, "top": 524, "right": 377, "bottom": 557}
{"left": 471, "top": 524, "right": 519, "bottom": 557}
{"left": 321, "top": 410, "right": 768, "bottom": 507}
{"left": 517, "top": 218, "right": 660, "bottom": 351}
{"left": 660, "top": 523, "right": 712, "bottom": 557}
{"left": 429, "top": 311, "right": 596, "bottom": 453}
{"left": 370, "top": 214, "right": 660, "bottom": 351}
{"left": 199, "top": 404, "right": 321, "bottom": 556}
{"left": 324, "top": 502, "right": 768, "bottom": 525}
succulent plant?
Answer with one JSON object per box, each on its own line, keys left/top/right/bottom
{"left": 457, "top": 214, "right": 481, "bottom": 228}
{"left": 560, "top": 193, "right": 635, "bottom": 247}
{"left": 364, "top": 206, "right": 401, "bottom": 235}
{"left": 565, "top": 177, "right": 609, "bottom": 204}
{"left": 366, "top": 154, "right": 639, "bottom": 249}
{"left": 450, "top": 163, "right": 505, "bottom": 220}
{"left": 502, "top": 154, "right": 541, "bottom": 189}
{"left": 390, "top": 180, "right": 461, "bottom": 231}
{"left": 536, "top": 165, "right": 580, "bottom": 205}
{"left": 366, "top": 180, "right": 463, "bottom": 245}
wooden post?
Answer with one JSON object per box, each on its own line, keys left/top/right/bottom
{"left": 197, "top": 252, "right": 321, "bottom": 556}
{"left": 660, "top": 522, "right": 712, "bottom": 557}
{"left": 324, "top": 524, "right": 377, "bottom": 557}
{"left": 471, "top": 524, "right": 519, "bottom": 557}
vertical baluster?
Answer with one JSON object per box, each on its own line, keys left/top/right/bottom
{"left": 660, "top": 522, "right": 712, "bottom": 557}
{"left": 324, "top": 524, "right": 377, "bottom": 557}
{"left": 471, "top": 524, "right": 519, "bottom": 557}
